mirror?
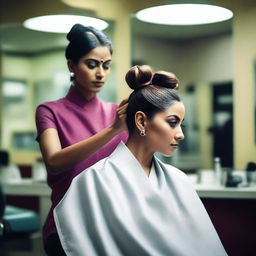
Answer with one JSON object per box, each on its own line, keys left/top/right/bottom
{"left": 131, "top": 17, "right": 233, "bottom": 170}
{"left": 0, "top": 14, "right": 234, "bottom": 170}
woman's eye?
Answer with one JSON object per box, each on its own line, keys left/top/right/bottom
{"left": 168, "top": 120, "right": 178, "bottom": 127}
{"left": 103, "top": 62, "right": 111, "bottom": 70}
{"left": 86, "top": 61, "right": 97, "bottom": 69}
{"left": 103, "top": 64, "right": 110, "bottom": 70}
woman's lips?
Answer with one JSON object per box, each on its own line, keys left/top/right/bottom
{"left": 92, "top": 81, "right": 104, "bottom": 87}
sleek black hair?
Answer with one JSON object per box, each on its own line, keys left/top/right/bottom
{"left": 125, "top": 65, "right": 181, "bottom": 134}
{"left": 65, "top": 24, "right": 113, "bottom": 63}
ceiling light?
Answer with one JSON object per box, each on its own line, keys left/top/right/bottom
{"left": 23, "top": 15, "right": 108, "bottom": 33}
{"left": 136, "top": 4, "right": 233, "bottom": 25}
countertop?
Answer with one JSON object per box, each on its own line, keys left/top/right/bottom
{"left": 2, "top": 177, "right": 256, "bottom": 199}
{"left": 195, "top": 184, "right": 256, "bottom": 199}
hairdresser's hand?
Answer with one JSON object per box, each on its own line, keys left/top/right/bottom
{"left": 111, "top": 98, "right": 128, "bottom": 133}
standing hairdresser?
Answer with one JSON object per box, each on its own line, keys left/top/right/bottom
{"left": 35, "top": 23, "right": 128, "bottom": 256}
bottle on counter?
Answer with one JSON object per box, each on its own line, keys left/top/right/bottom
{"left": 214, "top": 157, "right": 222, "bottom": 186}
{"left": 246, "top": 162, "right": 256, "bottom": 186}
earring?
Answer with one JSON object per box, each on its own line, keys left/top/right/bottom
{"left": 70, "top": 72, "right": 75, "bottom": 81}
{"left": 140, "top": 130, "right": 146, "bottom": 136}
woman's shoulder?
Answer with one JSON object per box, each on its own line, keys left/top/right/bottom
{"left": 71, "top": 156, "right": 109, "bottom": 186}
{"left": 37, "top": 97, "right": 66, "bottom": 109}
{"left": 155, "top": 157, "right": 189, "bottom": 181}
{"left": 36, "top": 97, "right": 68, "bottom": 116}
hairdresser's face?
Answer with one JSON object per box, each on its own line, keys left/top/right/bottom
{"left": 146, "top": 101, "right": 185, "bottom": 157}
{"left": 69, "top": 46, "right": 111, "bottom": 99}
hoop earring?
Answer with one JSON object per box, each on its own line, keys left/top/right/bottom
{"left": 140, "top": 130, "right": 146, "bottom": 136}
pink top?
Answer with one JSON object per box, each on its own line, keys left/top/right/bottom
{"left": 35, "top": 85, "right": 128, "bottom": 243}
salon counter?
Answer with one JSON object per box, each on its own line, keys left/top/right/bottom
{"left": 195, "top": 184, "right": 256, "bottom": 199}
{"left": 2, "top": 178, "right": 256, "bottom": 227}
{"left": 187, "top": 170, "right": 256, "bottom": 199}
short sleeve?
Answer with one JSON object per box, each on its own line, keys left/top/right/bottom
{"left": 35, "top": 105, "right": 57, "bottom": 141}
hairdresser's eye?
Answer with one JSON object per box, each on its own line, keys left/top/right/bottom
{"left": 103, "top": 61, "right": 111, "bottom": 70}
{"left": 86, "top": 60, "right": 98, "bottom": 69}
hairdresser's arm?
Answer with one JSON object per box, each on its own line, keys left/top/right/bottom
{"left": 39, "top": 100, "right": 128, "bottom": 174}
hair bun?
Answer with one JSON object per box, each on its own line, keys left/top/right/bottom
{"left": 125, "top": 65, "right": 153, "bottom": 90}
{"left": 67, "top": 24, "right": 85, "bottom": 42}
{"left": 152, "top": 71, "right": 179, "bottom": 89}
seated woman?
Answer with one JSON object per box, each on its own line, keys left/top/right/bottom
{"left": 54, "top": 65, "right": 227, "bottom": 256}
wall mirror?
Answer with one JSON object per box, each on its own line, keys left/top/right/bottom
{"left": 0, "top": 9, "right": 234, "bottom": 169}
{"left": 131, "top": 16, "right": 233, "bottom": 170}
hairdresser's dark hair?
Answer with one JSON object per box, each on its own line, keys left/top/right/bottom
{"left": 125, "top": 65, "right": 181, "bottom": 134}
{"left": 65, "top": 24, "right": 113, "bottom": 63}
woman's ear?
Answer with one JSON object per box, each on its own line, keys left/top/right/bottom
{"left": 67, "top": 59, "right": 75, "bottom": 72}
{"left": 135, "top": 111, "right": 148, "bottom": 132}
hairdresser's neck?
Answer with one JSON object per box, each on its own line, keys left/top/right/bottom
{"left": 126, "top": 136, "right": 154, "bottom": 176}
{"left": 74, "top": 84, "right": 96, "bottom": 101}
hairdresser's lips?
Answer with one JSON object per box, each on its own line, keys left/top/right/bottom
{"left": 92, "top": 81, "right": 104, "bottom": 88}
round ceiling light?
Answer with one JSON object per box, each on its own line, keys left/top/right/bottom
{"left": 136, "top": 4, "right": 233, "bottom": 25}
{"left": 23, "top": 14, "right": 108, "bottom": 33}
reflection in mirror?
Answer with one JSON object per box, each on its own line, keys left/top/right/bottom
{"left": 131, "top": 17, "right": 233, "bottom": 170}
{"left": 0, "top": 23, "right": 116, "bottom": 159}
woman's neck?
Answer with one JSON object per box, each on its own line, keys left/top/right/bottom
{"left": 74, "top": 84, "right": 96, "bottom": 101}
{"left": 126, "top": 137, "right": 154, "bottom": 176}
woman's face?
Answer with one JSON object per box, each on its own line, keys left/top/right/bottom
{"left": 146, "top": 101, "right": 185, "bottom": 157}
{"left": 69, "top": 46, "right": 112, "bottom": 98}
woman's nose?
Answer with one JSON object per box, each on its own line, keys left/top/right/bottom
{"left": 175, "top": 127, "right": 185, "bottom": 141}
{"left": 96, "top": 66, "right": 104, "bottom": 80}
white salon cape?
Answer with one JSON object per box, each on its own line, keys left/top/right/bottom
{"left": 54, "top": 142, "right": 227, "bottom": 256}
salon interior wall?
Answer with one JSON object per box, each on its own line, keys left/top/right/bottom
{"left": 132, "top": 0, "right": 256, "bottom": 170}
{"left": 232, "top": 1, "right": 256, "bottom": 170}
{"left": 1, "top": 51, "right": 66, "bottom": 142}
{"left": 132, "top": 34, "right": 233, "bottom": 169}
{"left": 0, "top": 0, "right": 256, "bottom": 169}
{"left": 1, "top": 52, "right": 66, "bottom": 164}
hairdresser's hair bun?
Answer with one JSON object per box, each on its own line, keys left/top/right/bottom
{"left": 67, "top": 24, "right": 98, "bottom": 44}
{"left": 125, "top": 65, "right": 153, "bottom": 90}
{"left": 152, "top": 71, "right": 179, "bottom": 89}
{"left": 67, "top": 24, "right": 86, "bottom": 43}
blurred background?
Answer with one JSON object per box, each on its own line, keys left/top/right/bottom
{"left": 0, "top": 0, "right": 256, "bottom": 255}
{"left": 0, "top": 0, "right": 255, "bottom": 171}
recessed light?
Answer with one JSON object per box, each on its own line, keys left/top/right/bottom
{"left": 23, "top": 14, "right": 108, "bottom": 33}
{"left": 136, "top": 4, "right": 233, "bottom": 25}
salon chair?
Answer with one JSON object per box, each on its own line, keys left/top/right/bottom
{"left": 0, "top": 150, "right": 40, "bottom": 238}
{"left": 0, "top": 186, "right": 40, "bottom": 238}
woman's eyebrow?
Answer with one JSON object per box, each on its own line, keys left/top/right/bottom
{"left": 167, "top": 115, "right": 185, "bottom": 122}
{"left": 85, "top": 58, "right": 111, "bottom": 63}
{"left": 167, "top": 115, "right": 180, "bottom": 120}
